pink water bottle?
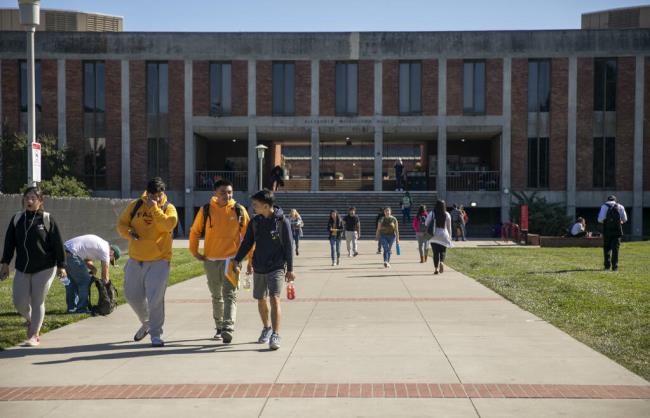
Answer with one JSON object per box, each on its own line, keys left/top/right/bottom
{"left": 287, "top": 282, "right": 296, "bottom": 300}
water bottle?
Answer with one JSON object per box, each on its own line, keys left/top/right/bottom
{"left": 60, "top": 275, "right": 70, "bottom": 286}
{"left": 243, "top": 275, "right": 252, "bottom": 291}
{"left": 286, "top": 282, "right": 296, "bottom": 300}
{"left": 396, "top": 243, "right": 401, "bottom": 256}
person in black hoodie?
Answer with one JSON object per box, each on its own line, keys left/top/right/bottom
{"left": 327, "top": 209, "right": 344, "bottom": 266}
{"left": 1, "top": 187, "right": 66, "bottom": 347}
{"left": 233, "top": 190, "right": 294, "bottom": 350}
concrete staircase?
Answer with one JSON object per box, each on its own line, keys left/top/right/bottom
{"left": 273, "top": 191, "right": 438, "bottom": 239}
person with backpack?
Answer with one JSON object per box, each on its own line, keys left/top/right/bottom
{"left": 450, "top": 204, "right": 465, "bottom": 241}
{"left": 189, "top": 179, "right": 251, "bottom": 343}
{"left": 1, "top": 187, "right": 66, "bottom": 347}
{"left": 412, "top": 205, "right": 429, "bottom": 263}
{"left": 425, "top": 199, "right": 453, "bottom": 275}
{"left": 597, "top": 195, "right": 628, "bottom": 271}
{"left": 375, "top": 207, "right": 400, "bottom": 268}
{"left": 327, "top": 210, "right": 345, "bottom": 266}
{"left": 63, "top": 234, "right": 120, "bottom": 314}
{"left": 343, "top": 207, "right": 361, "bottom": 258}
{"left": 375, "top": 207, "right": 384, "bottom": 255}
{"left": 233, "top": 189, "right": 294, "bottom": 351}
{"left": 117, "top": 177, "right": 178, "bottom": 348}
{"left": 289, "top": 209, "right": 303, "bottom": 256}
{"left": 400, "top": 191, "right": 413, "bottom": 224}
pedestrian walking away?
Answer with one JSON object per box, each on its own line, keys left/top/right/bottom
{"left": 412, "top": 205, "right": 429, "bottom": 263}
{"left": 327, "top": 210, "right": 344, "bottom": 266}
{"left": 597, "top": 195, "right": 628, "bottom": 271}
{"left": 63, "top": 234, "right": 120, "bottom": 314}
{"left": 1, "top": 187, "right": 66, "bottom": 347}
{"left": 343, "top": 207, "right": 361, "bottom": 257}
{"left": 117, "top": 177, "right": 178, "bottom": 347}
{"left": 426, "top": 199, "right": 453, "bottom": 275}
{"left": 375, "top": 207, "right": 400, "bottom": 268}
{"left": 189, "top": 179, "right": 251, "bottom": 343}
{"left": 289, "top": 209, "right": 304, "bottom": 256}
{"left": 233, "top": 189, "right": 295, "bottom": 351}
{"left": 450, "top": 204, "right": 466, "bottom": 241}
{"left": 394, "top": 158, "right": 405, "bottom": 191}
{"left": 401, "top": 191, "right": 413, "bottom": 224}
{"left": 459, "top": 205, "right": 469, "bottom": 240}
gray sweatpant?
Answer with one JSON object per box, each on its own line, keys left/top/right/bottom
{"left": 345, "top": 230, "right": 358, "bottom": 255}
{"left": 124, "top": 259, "right": 170, "bottom": 339}
{"left": 13, "top": 267, "right": 56, "bottom": 338}
{"left": 416, "top": 232, "right": 428, "bottom": 258}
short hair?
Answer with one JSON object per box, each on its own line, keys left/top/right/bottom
{"left": 251, "top": 189, "right": 275, "bottom": 206}
{"left": 213, "top": 178, "right": 233, "bottom": 190}
{"left": 348, "top": 206, "right": 356, "bottom": 211}
{"left": 23, "top": 186, "right": 43, "bottom": 200}
{"left": 577, "top": 217, "right": 585, "bottom": 222}
{"left": 146, "top": 177, "right": 166, "bottom": 194}
{"left": 383, "top": 206, "right": 391, "bottom": 211}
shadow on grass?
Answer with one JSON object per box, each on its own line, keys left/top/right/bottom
{"left": 533, "top": 269, "right": 605, "bottom": 274}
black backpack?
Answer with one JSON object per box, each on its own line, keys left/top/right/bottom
{"left": 201, "top": 202, "right": 246, "bottom": 237}
{"left": 603, "top": 205, "right": 623, "bottom": 236}
{"left": 88, "top": 276, "right": 118, "bottom": 316}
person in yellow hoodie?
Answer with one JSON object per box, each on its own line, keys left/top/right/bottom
{"left": 117, "top": 177, "right": 178, "bottom": 347}
{"left": 189, "top": 179, "right": 250, "bottom": 344}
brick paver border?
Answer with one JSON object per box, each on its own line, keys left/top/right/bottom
{"left": 1, "top": 383, "right": 648, "bottom": 401}
{"left": 167, "top": 297, "right": 504, "bottom": 304}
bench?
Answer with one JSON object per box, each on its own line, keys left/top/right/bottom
{"left": 538, "top": 236, "right": 603, "bottom": 248}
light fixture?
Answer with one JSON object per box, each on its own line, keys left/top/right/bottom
{"left": 232, "top": 139, "right": 237, "bottom": 143}
{"left": 470, "top": 201, "right": 478, "bottom": 207}
{"left": 460, "top": 138, "right": 466, "bottom": 143}
{"left": 345, "top": 136, "right": 352, "bottom": 146}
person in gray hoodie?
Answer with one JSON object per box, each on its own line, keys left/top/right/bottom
{"left": 233, "top": 189, "right": 294, "bottom": 350}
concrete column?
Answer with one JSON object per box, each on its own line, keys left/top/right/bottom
{"left": 566, "top": 56, "right": 577, "bottom": 220}
{"left": 374, "top": 128, "right": 383, "bottom": 191}
{"left": 501, "top": 57, "right": 512, "bottom": 223}
{"left": 183, "top": 60, "right": 194, "bottom": 237}
{"left": 120, "top": 60, "right": 130, "bottom": 198}
{"left": 248, "top": 60, "right": 256, "bottom": 116}
{"left": 311, "top": 59, "right": 319, "bottom": 116}
{"left": 247, "top": 126, "right": 257, "bottom": 193}
{"left": 311, "top": 127, "right": 320, "bottom": 192}
{"left": 436, "top": 58, "right": 447, "bottom": 198}
{"left": 632, "top": 55, "right": 644, "bottom": 240}
{"left": 374, "top": 60, "right": 382, "bottom": 115}
{"left": 57, "top": 59, "right": 66, "bottom": 149}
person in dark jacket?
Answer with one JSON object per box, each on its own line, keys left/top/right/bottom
{"left": 233, "top": 189, "right": 294, "bottom": 350}
{"left": 327, "top": 209, "right": 344, "bottom": 266}
{"left": 0, "top": 187, "right": 66, "bottom": 347}
{"left": 597, "top": 195, "right": 628, "bottom": 271}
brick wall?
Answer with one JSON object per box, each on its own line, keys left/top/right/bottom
{"left": 549, "top": 58, "right": 568, "bottom": 191}
{"left": 1, "top": 60, "right": 19, "bottom": 134}
{"left": 645, "top": 57, "right": 650, "bottom": 191}
{"left": 168, "top": 60, "right": 185, "bottom": 191}
{"left": 358, "top": 60, "right": 374, "bottom": 116}
{"left": 65, "top": 60, "right": 84, "bottom": 178}
{"left": 232, "top": 60, "right": 248, "bottom": 116}
{"left": 129, "top": 60, "right": 146, "bottom": 191}
{"left": 510, "top": 58, "right": 528, "bottom": 190}
{"left": 382, "top": 60, "right": 398, "bottom": 115}
{"left": 105, "top": 60, "right": 121, "bottom": 190}
{"left": 41, "top": 59, "right": 58, "bottom": 136}
{"left": 192, "top": 61, "right": 209, "bottom": 116}
{"left": 576, "top": 58, "right": 594, "bottom": 190}
{"left": 616, "top": 57, "right": 635, "bottom": 191}
{"left": 256, "top": 61, "right": 272, "bottom": 116}
{"left": 446, "top": 59, "right": 463, "bottom": 116}
{"left": 486, "top": 59, "right": 503, "bottom": 115}
{"left": 295, "top": 60, "right": 311, "bottom": 116}
{"left": 319, "top": 61, "right": 335, "bottom": 116}
{"left": 422, "top": 59, "right": 438, "bottom": 116}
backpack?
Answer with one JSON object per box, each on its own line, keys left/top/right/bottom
{"left": 13, "top": 211, "right": 51, "bottom": 231}
{"left": 88, "top": 276, "right": 118, "bottom": 316}
{"left": 603, "top": 205, "right": 623, "bottom": 236}
{"left": 201, "top": 202, "right": 246, "bottom": 237}
{"left": 451, "top": 209, "right": 463, "bottom": 224}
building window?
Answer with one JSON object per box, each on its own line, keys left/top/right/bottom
{"left": 19, "top": 60, "right": 42, "bottom": 133}
{"left": 594, "top": 58, "right": 616, "bottom": 111}
{"left": 209, "top": 62, "right": 231, "bottom": 115}
{"left": 528, "top": 59, "right": 551, "bottom": 112}
{"left": 146, "top": 62, "right": 169, "bottom": 181}
{"left": 527, "top": 137, "right": 549, "bottom": 188}
{"left": 335, "top": 62, "right": 358, "bottom": 115}
{"left": 272, "top": 62, "right": 295, "bottom": 115}
{"left": 83, "top": 61, "right": 106, "bottom": 189}
{"left": 463, "top": 60, "right": 485, "bottom": 114}
{"left": 399, "top": 61, "right": 422, "bottom": 114}
{"left": 593, "top": 137, "right": 616, "bottom": 188}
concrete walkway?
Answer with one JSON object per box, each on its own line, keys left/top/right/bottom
{"left": 1, "top": 240, "right": 648, "bottom": 417}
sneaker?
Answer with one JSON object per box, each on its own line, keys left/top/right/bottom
{"left": 383, "top": 262, "right": 388, "bottom": 268}
{"left": 439, "top": 263, "right": 444, "bottom": 273}
{"left": 258, "top": 327, "right": 273, "bottom": 344}
{"left": 434, "top": 270, "right": 439, "bottom": 275}
{"left": 612, "top": 266, "right": 618, "bottom": 271}
{"left": 336, "top": 258, "right": 340, "bottom": 266}
{"left": 222, "top": 331, "right": 233, "bottom": 344}
{"left": 296, "top": 250, "right": 299, "bottom": 256}
{"left": 331, "top": 261, "right": 336, "bottom": 266}
{"left": 269, "top": 333, "right": 281, "bottom": 350}
{"left": 133, "top": 325, "right": 149, "bottom": 342}
{"left": 353, "top": 252, "right": 359, "bottom": 257}
{"left": 151, "top": 336, "right": 165, "bottom": 347}
{"left": 386, "top": 262, "right": 391, "bottom": 268}
{"left": 213, "top": 328, "right": 223, "bottom": 340}
{"left": 25, "top": 336, "right": 40, "bottom": 347}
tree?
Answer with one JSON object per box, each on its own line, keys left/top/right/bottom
{"left": 510, "top": 191, "right": 572, "bottom": 236}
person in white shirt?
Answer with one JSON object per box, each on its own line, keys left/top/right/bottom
{"left": 425, "top": 200, "right": 453, "bottom": 275}
{"left": 570, "top": 217, "right": 587, "bottom": 238}
{"left": 64, "top": 234, "right": 120, "bottom": 313}
{"left": 597, "top": 195, "right": 628, "bottom": 271}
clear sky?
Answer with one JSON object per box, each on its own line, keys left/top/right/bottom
{"left": 0, "top": 0, "right": 647, "bottom": 32}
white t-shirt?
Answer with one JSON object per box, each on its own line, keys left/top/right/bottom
{"left": 64, "top": 234, "right": 110, "bottom": 263}
{"left": 570, "top": 222, "right": 585, "bottom": 236}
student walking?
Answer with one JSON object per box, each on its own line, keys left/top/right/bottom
{"left": 327, "top": 210, "right": 344, "bottom": 266}
{"left": 450, "top": 204, "right": 466, "bottom": 241}
{"left": 343, "top": 207, "right": 361, "bottom": 257}
{"left": 412, "top": 205, "right": 429, "bottom": 263}
{"left": 0, "top": 187, "right": 66, "bottom": 347}
{"left": 426, "top": 200, "right": 453, "bottom": 275}
{"left": 233, "top": 190, "right": 294, "bottom": 351}
{"left": 401, "top": 191, "right": 413, "bottom": 223}
{"left": 394, "top": 158, "right": 405, "bottom": 191}
{"left": 189, "top": 179, "right": 250, "bottom": 343}
{"left": 375, "top": 207, "right": 384, "bottom": 255}
{"left": 375, "top": 207, "right": 400, "bottom": 268}
{"left": 117, "top": 177, "right": 178, "bottom": 347}
{"left": 289, "top": 209, "right": 303, "bottom": 256}
{"left": 597, "top": 195, "right": 628, "bottom": 271}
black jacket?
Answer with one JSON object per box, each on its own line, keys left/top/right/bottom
{"left": 235, "top": 206, "right": 293, "bottom": 274}
{"left": 343, "top": 214, "right": 360, "bottom": 232}
{"left": 1, "top": 210, "right": 66, "bottom": 273}
{"left": 327, "top": 216, "right": 345, "bottom": 239}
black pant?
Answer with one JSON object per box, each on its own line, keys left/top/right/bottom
{"left": 431, "top": 243, "right": 447, "bottom": 269}
{"left": 572, "top": 231, "right": 587, "bottom": 238}
{"left": 603, "top": 235, "right": 621, "bottom": 269}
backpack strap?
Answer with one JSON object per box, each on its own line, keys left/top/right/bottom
{"left": 202, "top": 203, "right": 212, "bottom": 233}
{"left": 129, "top": 199, "right": 144, "bottom": 224}
{"left": 233, "top": 204, "right": 245, "bottom": 228}
{"left": 13, "top": 211, "right": 51, "bottom": 232}
{"left": 12, "top": 211, "right": 23, "bottom": 228}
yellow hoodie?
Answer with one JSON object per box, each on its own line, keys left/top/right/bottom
{"left": 117, "top": 192, "right": 178, "bottom": 261}
{"left": 189, "top": 197, "right": 250, "bottom": 259}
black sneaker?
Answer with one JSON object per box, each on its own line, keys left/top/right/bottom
{"left": 213, "top": 328, "right": 223, "bottom": 340}
{"left": 222, "top": 331, "right": 233, "bottom": 344}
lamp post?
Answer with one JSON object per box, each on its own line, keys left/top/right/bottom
{"left": 255, "top": 144, "right": 268, "bottom": 190}
{"left": 18, "top": 0, "right": 40, "bottom": 187}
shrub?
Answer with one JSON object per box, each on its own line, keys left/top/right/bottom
{"left": 510, "top": 191, "right": 572, "bottom": 236}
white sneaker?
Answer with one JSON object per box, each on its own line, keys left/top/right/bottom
{"left": 25, "top": 336, "right": 40, "bottom": 347}
{"left": 386, "top": 263, "right": 391, "bottom": 268}
{"left": 269, "top": 333, "right": 281, "bottom": 350}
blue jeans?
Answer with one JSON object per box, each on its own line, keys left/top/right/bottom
{"left": 292, "top": 229, "right": 301, "bottom": 253}
{"left": 65, "top": 253, "right": 92, "bottom": 312}
{"left": 380, "top": 235, "right": 395, "bottom": 263}
{"left": 402, "top": 207, "right": 411, "bottom": 223}
{"left": 329, "top": 237, "right": 341, "bottom": 262}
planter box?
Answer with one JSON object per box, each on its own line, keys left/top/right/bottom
{"left": 539, "top": 236, "right": 603, "bottom": 248}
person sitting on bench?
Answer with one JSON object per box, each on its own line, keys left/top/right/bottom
{"left": 570, "top": 217, "right": 587, "bottom": 238}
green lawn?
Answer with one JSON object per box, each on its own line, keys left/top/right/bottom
{"left": 445, "top": 241, "right": 650, "bottom": 382}
{"left": 0, "top": 249, "right": 204, "bottom": 350}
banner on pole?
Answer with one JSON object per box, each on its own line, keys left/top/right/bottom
{"left": 31, "top": 142, "right": 41, "bottom": 183}
{"left": 521, "top": 205, "right": 529, "bottom": 231}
